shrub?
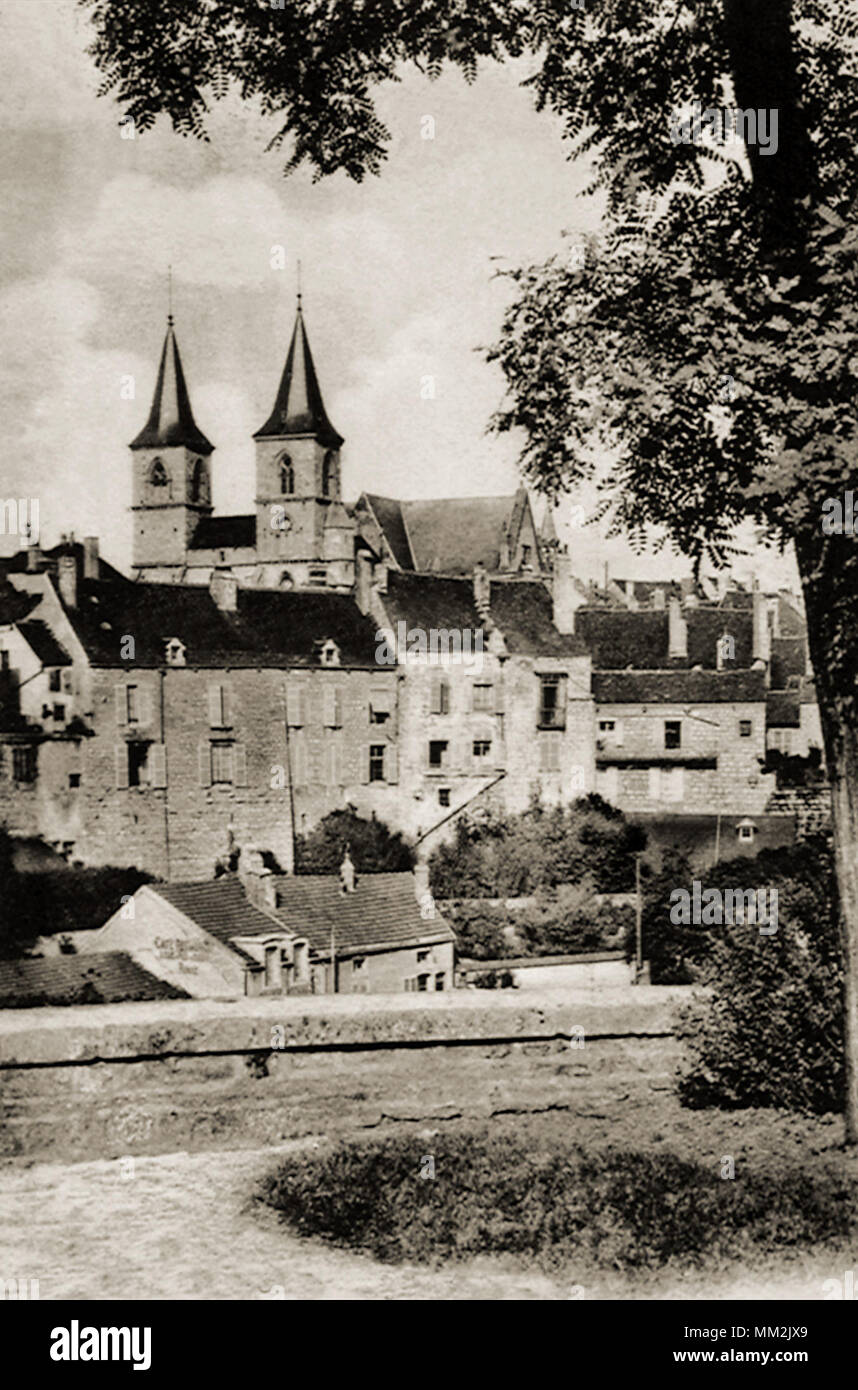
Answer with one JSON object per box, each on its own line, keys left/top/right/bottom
{"left": 259, "top": 1129, "right": 857, "bottom": 1270}
{"left": 294, "top": 807, "right": 414, "bottom": 875}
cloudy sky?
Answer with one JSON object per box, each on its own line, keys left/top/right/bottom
{"left": 0, "top": 0, "right": 796, "bottom": 590}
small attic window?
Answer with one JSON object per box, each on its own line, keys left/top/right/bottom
{"left": 165, "top": 637, "right": 186, "bottom": 667}
{"left": 319, "top": 639, "right": 340, "bottom": 667}
{"left": 737, "top": 819, "right": 756, "bottom": 843}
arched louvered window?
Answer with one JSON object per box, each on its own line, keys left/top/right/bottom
{"left": 322, "top": 450, "right": 336, "bottom": 497}
{"left": 149, "top": 458, "right": 169, "bottom": 488}
{"left": 190, "top": 458, "right": 206, "bottom": 503}
{"left": 279, "top": 455, "right": 294, "bottom": 495}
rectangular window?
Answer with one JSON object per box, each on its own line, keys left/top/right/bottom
{"left": 472, "top": 683, "right": 494, "bottom": 712}
{"left": 210, "top": 740, "right": 233, "bottom": 785}
{"left": 435, "top": 973, "right": 445, "bottom": 991}
{"left": 264, "top": 944, "right": 281, "bottom": 991}
{"left": 0, "top": 651, "right": 9, "bottom": 671}
{"left": 521, "top": 544, "right": 531, "bottom": 567}
{"left": 208, "top": 683, "right": 229, "bottom": 729}
{"left": 538, "top": 674, "right": 567, "bottom": 729}
{"left": 438, "top": 787, "right": 450, "bottom": 808}
{"left": 53, "top": 703, "right": 65, "bottom": 722}
{"left": 429, "top": 739, "right": 448, "bottom": 769}
{"left": 352, "top": 957, "right": 365, "bottom": 972}
{"left": 369, "top": 688, "right": 392, "bottom": 724}
{"left": 417, "top": 974, "right": 430, "bottom": 992}
{"left": 12, "top": 746, "right": 36, "bottom": 782}
{"left": 127, "top": 741, "right": 151, "bottom": 788}
{"left": 473, "top": 738, "right": 491, "bottom": 761}
{"left": 437, "top": 680, "right": 450, "bottom": 714}
{"left": 126, "top": 684, "right": 139, "bottom": 724}
{"left": 68, "top": 772, "right": 81, "bottom": 789}
{"left": 369, "top": 744, "right": 385, "bottom": 782}
{"left": 599, "top": 719, "right": 615, "bottom": 733}
{"left": 417, "top": 949, "right": 431, "bottom": 963}
{"left": 540, "top": 731, "right": 562, "bottom": 772}
{"left": 48, "top": 669, "right": 61, "bottom": 692}
{"left": 324, "top": 686, "right": 343, "bottom": 728}
{"left": 664, "top": 720, "right": 681, "bottom": 750}
{"left": 739, "top": 719, "right": 752, "bottom": 738}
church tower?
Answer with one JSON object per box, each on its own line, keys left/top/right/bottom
{"left": 130, "top": 317, "right": 214, "bottom": 577}
{"left": 253, "top": 300, "right": 352, "bottom": 588}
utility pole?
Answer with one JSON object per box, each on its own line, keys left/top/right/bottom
{"left": 634, "top": 851, "right": 643, "bottom": 982}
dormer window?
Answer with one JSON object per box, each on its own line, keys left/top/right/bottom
{"left": 279, "top": 455, "right": 294, "bottom": 495}
{"left": 319, "top": 639, "right": 340, "bottom": 667}
{"left": 149, "top": 458, "right": 169, "bottom": 489}
{"left": 165, "top": 637, "right": 186, "bottom": 667}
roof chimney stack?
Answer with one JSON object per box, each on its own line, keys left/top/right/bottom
{"left": 668, "top": 595, "right": 688, "bottom": 661}
{"left": 210, "top": 569, "right": 238, "bottom": 612}
{"left": 57, "top": 555, "right": 77, "bottom": 609}
{"left": 83, "top": 536, "right": 99, "bottom": 581}
{"left": 340, "top": 848, "right": 356, "bottom": 894}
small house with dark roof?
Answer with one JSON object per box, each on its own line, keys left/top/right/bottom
{"left": 85, "top": 852, "right": 455, "bottom": 997}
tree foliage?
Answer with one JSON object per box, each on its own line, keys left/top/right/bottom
{"left": 294, "top": 806, "right": 415, "bottom": 875}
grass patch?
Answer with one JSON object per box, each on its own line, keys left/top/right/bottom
{"left": 258, "top": 1129, "right": 857, "bottom": 1271}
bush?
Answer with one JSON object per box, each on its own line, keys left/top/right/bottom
{"left": 294, "top": 807, "right": 414, "bottom": 875}
{"left": 259, "top": 1129, "right": 857, "bottom": 1270}
{"left": 670, "top": 840, "right": 844, "bottom": 1114}
{"left": 444, "top": 889, "right": 632, "bottom": 961}
{"left": 428, "top": 795, "right": 645, "bottom": 899}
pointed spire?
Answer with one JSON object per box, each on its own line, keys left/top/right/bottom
{"left": 254, "top": 304, "right": 343, "bottom": 447}
{"left": 130, "top": 320, "right": 214, "bottom": 453}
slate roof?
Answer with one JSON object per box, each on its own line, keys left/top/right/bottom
{"left": 190, "top": 514, "right": 256, "bottom": 551}
{"left": 17, "top": 620, "right": 71, "bottom": 667}
{"left": 0, "top": 952, "right": 188, "bottom": 1007}
{"left": 382, "top": 571, "right": 588, "bottom": 657}
{"left": 0, "top": 577, "right": 40, "bottom": 625}
{"left": 770, "top": 636, "right": 808, "bottom": 688}
{"left": 575, "top": 605, "right": 756, "bottom": 669}
{"left": 268, "top": 873, "right": 455, "bottom": 956}
{"left": 130, "top": 321, "right": 214, "bottom": 454}
{"left": 254, "top": 308, "right": 343, "bottom": 447}
{"left": 61, "top": 577, "right": 384, "bottom": 667}
{"left": 766, "top": 692, "right": 801, "bottom": 728}
{"left": 361, "top": 495, "right": 415, "bottom": 570}
{"left": 593, "top": 669, "right": 767, "bottom": 704}
{"left": 401, "top": 495, "right": 517, "bottom": 574}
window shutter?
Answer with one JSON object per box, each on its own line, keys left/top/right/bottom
{"left": 286, "top": 685, "right": 304, "bottom": 727}
{"left": 648, "top": 766, "right": 661, "bottom": 801}
{"left": 233, "top": 744, "right": 247, "bottom": 787}
{"left": 361, "top": 744, "right": 371, "bottom": 784}
{"left": 115, "top": 744, "right": 128, "bottom": 789}
{"left": 539, "top": 736, "right": 549, "bottom": 773}
{"left": 137, "top": 685, "right": 152, "bottom": 729}
{"left": 386, "top": 742, "right": 398, "bottom": 784}
{"left": 323, "top": 686, "right": 337, "bottom": 728}
{"left": 115, "top": 685, "right": 126, "bottom": 726}
{"left": 430, "top": 678, "right": 442, "bottom": 715}
{"left": 150, "top": 743, "right": 167, "bottom": 788}
{"left": 208, "top": 684, "right": 223, "bottom": 728}
{"left": 615, "top": 719, "right": 624, "bottom": 747}
{"left": 198, "top": 740, "right": 211, "bottom": 787}
{"left": 494, "top": 678, "right": 505, "bottom": 715}
{"left": 291, "top": 731, "right": 306, "bottom": 787}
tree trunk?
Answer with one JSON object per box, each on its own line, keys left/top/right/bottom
{"left": 797, "top": 536, "right": 858, "bottom": 1143}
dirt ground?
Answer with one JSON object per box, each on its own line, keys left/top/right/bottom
{"left": 3, "top": 1088, "right": 858, "bottom": 1300}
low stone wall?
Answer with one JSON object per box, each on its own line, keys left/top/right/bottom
{"left": 0, "top": 986, "right": 689, "bottom": 1164}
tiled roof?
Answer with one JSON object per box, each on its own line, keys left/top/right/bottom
{"left": 766, "top": 692, "right": 801, "bottom": 728}
{"left": 0, "top": 542, "right": 124, "bottom": 586}
{"left": 155, "top": 878, "right": 282, "bottom": 945}
{"left": 269, "top": 873, "right": 455, "bottom": 955}
{"left": 593, "top": 669, "right": 767, "bottom": 704}
{"left": 190, "top": 514, "right": 256, "bottom": 551}
{"left": 575, "top": 605, "right": 756, "bottom": 669}
{"left": 17, "top": 620, "right": 72, "bottom": 667}
{"left": 62, "top": 577, "right": 383, "bottom": 667}
{"left": 0, "top": 951, "right": 188, "bottom": 1007}
{"left": 130, "top": 322, "right": 214, "bottom": 454}
{"left": 383, "top": 571, "right": 587, "bottom": 657}
{"left": 400, "top": 495, "right": 516, "bottom": 574}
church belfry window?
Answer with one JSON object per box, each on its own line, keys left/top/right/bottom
{"left": 190, "top": 458, "right": 206, "bottom": 503}
{"left": 149, "top": 458, "right": 169, "bottom": 489}
{"left": 322, "top": 450, "right": 336, "bottom": 498}
{"left": 279, "top": 455, "right": 294, "bottom": 495}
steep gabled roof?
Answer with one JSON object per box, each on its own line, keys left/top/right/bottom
{"left": 254, "top": 308, "right": 343, "bottom": 447}
{"left": 130, "top": 320, "right": 214, "bottom": 454}
{"left": 156, "top": 878, "right": 282, "bottom": 945}
{"left": 400, "top": 495, "right": 516, "bottom": 574}
{"left": 382, "top": 571, "right": 587, "bottom": 657}
{"left": 17, "top": 620, "right": 71, "bottom": 667}
{"left": 360, "top": 495, "right": 415, "bottom": 570}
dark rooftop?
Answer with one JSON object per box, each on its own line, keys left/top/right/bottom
{"left": 593, "top": 669, "right": 767, "bottom": 704}
{"left": 0, "top": 952, "right": 188, "bottom": 1008}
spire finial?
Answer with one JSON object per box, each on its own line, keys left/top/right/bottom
{"left": 297, "top": 258, "right": 302, "bottom": 311}
{"left": 167, "top": 264, "right": 173, "bottom": 326}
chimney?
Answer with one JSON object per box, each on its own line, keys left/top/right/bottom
{"left": 473, "top": 563, "right": 491, "bottom": 624}
{"left": 373, "top": 560, "right": 388, "bottom": 596}
{"left": 752, "top": 584, "right": 771, "bottom": 666}
{"left": 340, "top": 848, "right": 356, "bottom": 894}
{"left": 26, "top": 542, "right": 42, "bottom": 573}
{"left": 83, "top": 536, "right": 99, "bottom": 581}
{"left": 668, "top": 595, "right": 688, "bottom": 660}
{"left": 551, "top": 551, "right": 584, "bottom": 634}
{"left": 355, "top": 551, "right": 373, "bottom": 614}
{"left": 413, "top": 861, "right": 430, "bottom": 900}
{"left": 210, "top": 569, "right": 238, "bottom": 612}
{"left": 57, "top": 555, "right": 77, "bottom": 608}
{"left": 238, "top": 846, "right": 277, "bottom": 910}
